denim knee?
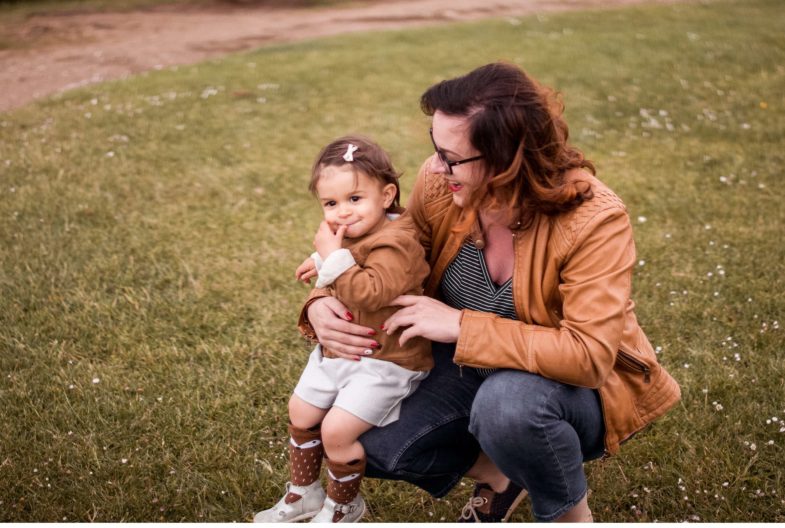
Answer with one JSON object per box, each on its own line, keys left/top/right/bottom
{"left": 468, "top": 370, "right": 604, "bottom": 521}
{"left": 469, "top": 370, "right": 546, "bottom": 447}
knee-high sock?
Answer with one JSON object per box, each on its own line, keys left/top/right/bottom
{"left": 287, "top": 423, "right": 323, "bottom": 490}
{"left": 326, "top": 456, "right": 365, "bottom": 505}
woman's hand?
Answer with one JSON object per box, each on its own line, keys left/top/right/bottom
{"left": 307, "top": 297, "right": 379, "bottom": 360}
{"left": 383, "top": 295, "right": 462, "bottom": 346}
{"left": 295, "top": 257, "right": 317, "bottom": 284}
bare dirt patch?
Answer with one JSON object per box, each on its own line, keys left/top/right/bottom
{"left": 1, "top": 0, "right": 688, "bottom": 112}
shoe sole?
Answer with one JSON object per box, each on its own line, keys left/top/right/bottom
{"left": 254, "top": 507, "right": 322, "bottom": 523}
{"left": 337, "top": 500, "right": 366, "bottom": 523}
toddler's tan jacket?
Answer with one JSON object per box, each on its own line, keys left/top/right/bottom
{"left": 315, "top": 218, "right": 432, "bottom": 372}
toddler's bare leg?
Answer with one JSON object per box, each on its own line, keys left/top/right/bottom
{"left": 289, "top": 393, "right": 328, "bottom": 430}
{"left": 320, "top": 407, "right": 374, "bottom": 520}
{"left": 320, "top": 407, "right": 373, "bottom": 464}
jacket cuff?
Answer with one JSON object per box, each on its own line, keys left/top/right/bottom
{"left": 314, "top": 249, "right": 356, "bottom": 288}
{"left": 297, "top": 287, "right": 331, "bottom": 342}
{"left": 310, "top": 252, "right": 324, "bottom": 271}
{"left": 454, "top": 309, "right": 477, "bottom": 367}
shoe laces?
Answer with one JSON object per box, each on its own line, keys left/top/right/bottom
{"left": 460, "top": 496, "right": 488, "bottom": 522}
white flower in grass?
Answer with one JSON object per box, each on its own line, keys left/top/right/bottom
{"left": 201, "top": 87, "right": 219, "bottom": 99}
{"left": 92, "top": 378, "right": 100, "bottom": 384}
{"left": 637, "top": 216, "right": 647, "bottom": 223}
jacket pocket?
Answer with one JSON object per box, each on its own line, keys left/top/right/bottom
{"left": 616, "top": 347, "right": 651, "bottom": 383}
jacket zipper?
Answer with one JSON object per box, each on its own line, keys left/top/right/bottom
{"left": 617, "top": 349, "right": 651, "bottom": 383}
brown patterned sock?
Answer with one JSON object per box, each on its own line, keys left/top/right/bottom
{"left": 285, "top": 423, "right": 323, "bottom": 503}
{"left": 325, "top": 456, "right": 366, "bottom": 521}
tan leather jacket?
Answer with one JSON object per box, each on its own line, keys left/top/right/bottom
{"left": 405, "top": 163, "right": 680, "bottom": 455}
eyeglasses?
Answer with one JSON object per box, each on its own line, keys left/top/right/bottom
{"left": 429, "top": 127, "right": 484, "bottom": 175}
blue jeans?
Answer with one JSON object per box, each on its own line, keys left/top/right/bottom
{"left": 359, "top": 342, "right": 606, "bottom": 522}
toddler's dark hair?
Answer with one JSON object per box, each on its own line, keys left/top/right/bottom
{"left": 310, "top": 135, "right": 401, "bottom": 212}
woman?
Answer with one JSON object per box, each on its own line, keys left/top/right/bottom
{"left": 298, "top": 62, "right": 680, "bottom": 522}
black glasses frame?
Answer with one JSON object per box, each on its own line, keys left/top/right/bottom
{"left": 429, "top": 127, "right": 484, "bottom": 175}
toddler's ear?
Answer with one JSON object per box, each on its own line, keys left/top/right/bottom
{"left": 382, "top": 183, "right": 398, "bottom": 209}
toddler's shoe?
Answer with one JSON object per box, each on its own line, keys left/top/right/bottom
{"left": 310, "top": 494, "right": 365, "bottom": 523}
{"left": 254, "top": 481, "right": 326, "bottom": 523}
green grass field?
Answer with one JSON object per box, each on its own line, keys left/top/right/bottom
{"left": 1, "top": 0, "right": 784, "bottom": 521}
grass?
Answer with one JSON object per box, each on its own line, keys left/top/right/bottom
{"left": 1, "top": 0, "right": 784, "bottom": 521}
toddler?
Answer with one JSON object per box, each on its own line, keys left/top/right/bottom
{"left": 254, "top": 135, "right": 432, "bottom": 523}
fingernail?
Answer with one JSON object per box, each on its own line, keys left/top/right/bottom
{"left": 363, "top": 349, "right": 373, "bottom": 355}
{"left": 345, "top": 312, "right": 353, "bottom": 321}
{"left": 370, "top": 341, "right": 380, "bottom": 348}
{"left": 354, "top": 356, "right": 361, "bottom": 362}
{"left": 367, "top": 329, "right": 377, "bottom": 336}
{"left": 379, "top": 324, "right": 385, "bottom": 331}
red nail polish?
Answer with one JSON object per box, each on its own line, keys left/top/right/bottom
{"left": 355, "top": 356, "right": 361, "bottom": 361}
{"left": 380, "top": 324, "right": 385, "bottom": 331}
{"left": 371, "top": 341, "right": 380, "bottom": 348}
{"left": 345, "top": 312, "right": 353, "bottom": 321}
{"left": 368, "top": 330, "right": 377, "bottom": 336}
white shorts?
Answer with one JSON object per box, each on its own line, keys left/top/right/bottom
{"left": 293, "top": 345, "right": 429, "bottom": 427}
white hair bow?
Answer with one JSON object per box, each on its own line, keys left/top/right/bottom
{"left": 343, "top": 143, "right": 359, "bottom": 162}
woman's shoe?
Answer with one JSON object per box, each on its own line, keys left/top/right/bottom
{"left": 254, "top": 481, "right": 326, "bottom": 523}
{"left": 310, "top": 495, "right": 366, "bottom": 523}
{"left": 458, "top": 482, "right": 528, "bottom": 522}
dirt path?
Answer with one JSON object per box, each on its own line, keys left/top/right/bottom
{"left": 1, "top": 0, "right": 686, "bottom": 112}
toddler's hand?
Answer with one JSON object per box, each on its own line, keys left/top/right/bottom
{"left": 295, "top": 257, "right": 317, "bottom": 284}
{"left": 314, "top": 220, "right": 346, "bottom": 259}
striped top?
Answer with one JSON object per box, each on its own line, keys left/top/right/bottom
{"left": 440, "top": 242, "right": 519, "bottom": 377}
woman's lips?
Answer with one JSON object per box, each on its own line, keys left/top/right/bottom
{"left": 448, "top": 183, "right": 463, "bottom": 192}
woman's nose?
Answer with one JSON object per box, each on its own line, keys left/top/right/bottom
{"left": 428, "top": 153, "right": 447, "bottom": 174}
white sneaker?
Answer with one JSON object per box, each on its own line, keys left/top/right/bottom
{"left": 310, "top": 495, "right": 365, "bottom": 523}
{"left": 254, "top": 481, "right": 326, "bottom": 523}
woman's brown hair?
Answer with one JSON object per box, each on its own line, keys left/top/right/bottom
{"left": 421, "top": 61, "right": 594, "bottom": 231}
{"left": 309, "top": 134, "right": 401, "bottom": 212}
